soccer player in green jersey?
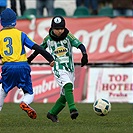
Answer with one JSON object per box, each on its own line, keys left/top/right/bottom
{"left": 28, "top": 16, "right": 88, "bottom": 122}
{"left": 0, "top": 8, "right": 54, "bottom": 119}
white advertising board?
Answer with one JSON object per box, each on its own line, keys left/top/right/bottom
{"left": 86, "top": 68, "right": 133, "bottom": 103}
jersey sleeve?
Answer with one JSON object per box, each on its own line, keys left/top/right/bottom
{"left": 21, "top": 32, "right": 35, "bottom": 49}
{"left": 67, "top": 33, "right": 82, "bottom": 48}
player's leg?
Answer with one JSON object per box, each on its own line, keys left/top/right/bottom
{"left": 53, "top": 70, "right": 78, "bottom": 120}
{"left": 21, "top": 92, "right": 34, "bottom": 105}
{"left": 0, "top": 64, "right": 15, "bottom": 111}
{"left": 47, "top": 94, "right": 66, "bottom": 122}
{"left": 18, "top": 64, "right": 37, "bottom": 119}
{"left": 0, "top": 63, "right": 37, "bottom": 119}
{"left": 64, "top": 83, "right": 78, "bottom": 120}
{"left": 20, "top": 93, "right": 37, "bottom": 119}
{"left": 0, "top": 87, "right": 7, "bottom": 111}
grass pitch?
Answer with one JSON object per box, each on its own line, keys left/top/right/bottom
{"left": 0, "top": 103, "right": 132, "bottom": 133}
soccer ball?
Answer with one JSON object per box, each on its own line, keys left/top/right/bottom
{"left": 93, "top": 98, "right": 111, "bottom": 116}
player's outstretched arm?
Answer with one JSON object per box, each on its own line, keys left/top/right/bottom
{"left": 27, "top": 51, "right": 39, "bottom": 64}
{"left": 30, "top": 44, "right": 54, "bottom": 66}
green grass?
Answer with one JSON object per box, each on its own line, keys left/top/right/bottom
{"left": 0, "top": 103, "right": 133, "bottom": 133}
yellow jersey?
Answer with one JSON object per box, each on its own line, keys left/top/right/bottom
{"left": 0, "top": 28, "right": 35, "bottom": 63}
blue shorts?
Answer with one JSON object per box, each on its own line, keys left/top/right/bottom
{"left": 1, "top": 62, "right": 33, "bottom": 94}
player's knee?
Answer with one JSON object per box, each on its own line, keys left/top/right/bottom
{"left": 64, "top": 83, "right": 73, "bottom": 91}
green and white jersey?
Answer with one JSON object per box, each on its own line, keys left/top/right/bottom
{"left": 41, "top": 32, "right": 81, "bottom": 72}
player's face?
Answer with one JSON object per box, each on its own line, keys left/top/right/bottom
{"left": 53, "top": 28, "right": 65, "bottom": 37}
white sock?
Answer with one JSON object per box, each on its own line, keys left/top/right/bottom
{"left": 0, "top": 87, "right": 7, "bottom": 111}
{"left": 22, "top": 93, "right": 34, "bottom": 105}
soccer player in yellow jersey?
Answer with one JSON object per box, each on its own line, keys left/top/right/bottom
{"left": 0, "top": 8, "right": 54, "bottom": 119}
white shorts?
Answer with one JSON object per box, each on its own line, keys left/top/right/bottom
{"left": 53, "top": 70, "right": 75, "bottom": 95}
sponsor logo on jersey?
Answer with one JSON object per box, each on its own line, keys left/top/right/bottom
{"left": 54, "top": 46, "right": 68, "bottom": 57}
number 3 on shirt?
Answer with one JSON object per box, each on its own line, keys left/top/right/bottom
{"left": 4, "top": 37, "right": 13, "bottom": 55}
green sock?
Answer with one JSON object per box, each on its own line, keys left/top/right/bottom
{"left": 64, "top": 83, "right": 77, "bottom": 112}
{"left": 49, "top": 95, "right": 66, "bottom": 115}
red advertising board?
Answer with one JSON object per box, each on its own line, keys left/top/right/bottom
{"left": 0, "top": 17, "right": 132, "bottom": 63}
{"left": 1, "top": 66, "right": 86, "bottom": 103}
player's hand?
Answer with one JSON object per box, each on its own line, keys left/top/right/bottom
{"left": 50, "top": 61, "right": 55, "bottom": 67}
{"left": 81, "top": 53, "right": 88, "bottom": 67}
